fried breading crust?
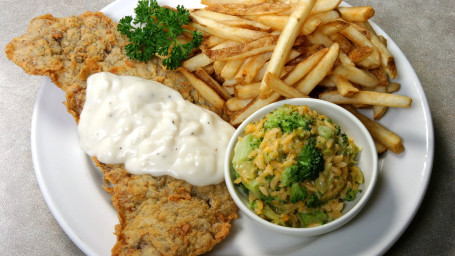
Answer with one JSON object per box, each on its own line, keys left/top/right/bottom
{"left": 6, "top": 12, "right": 238, "bottom": 256}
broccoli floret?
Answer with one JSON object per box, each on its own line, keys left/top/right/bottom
{"left": 297, "top": 137, "right": 324, "bottom": 181}
{"left": 236, "top": 183, "right": 249, "bottom": 195}
{"left": 244, "top": 179, "right": 262, "bottom": 198}
{"left": 298, "top": 211, "right": 328, "bottom": 227}
{"left": 306, "top": 192, "right": 323, "bottom": 208}
{"left": 232, "top": 134, "right": 261, "bottom": 165}
{"left": 280, "top": 137, "right": 324, "bottom": 188}
{"left": 318, "top": 125, "right": 333, "bottom": 139}
{"left": 281, "top": 165, "right": 300, "bottom": 187}
{"left": 264, "top": 105, "right": 311, "bottom": 133}
{"left": 262, "top": 205, "right": 283, "bottom": 225}
{"left": 249, "top": 200, "right": 258, "bottom": 210}
{"left": 344, "top": 188, "right": 362, "bottom": 201}
{"left": 290, "top": 183, "right": 307, "bottom": 203}
{"left": 260, "top": 194, "right": 276, "bottom": 204}
{"left": 336, "top": 127, "right": 359, "bottom": 157}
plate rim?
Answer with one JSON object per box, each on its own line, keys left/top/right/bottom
{"left": 29, "top": 0, "right": 435, "bottom": 255}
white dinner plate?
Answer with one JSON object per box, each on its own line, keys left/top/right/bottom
{"left": 31, "top": 0, "right": 434, "bottom": 255}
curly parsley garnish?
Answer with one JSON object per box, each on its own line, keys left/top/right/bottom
{"left": 117, "top": 0, "right": 202, "bottom": 70}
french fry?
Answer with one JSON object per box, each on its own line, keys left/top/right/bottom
{"left": 226, "top": 97, "right": 253, "bottom": 111}
{"left": 338, "top": 6, "right": 375, "bottom": 22}
{"left": 332, "top": 75, "right": 359, "bottom": 97}
{"left": 332, "top": 64, "right": 379, "bottom": 88}
{"left": 186, "top": 1, "right": 409, "bottom": 155}
{"left": 340, "top": 24, "right": 381, "bottom": 68}
{"left": 362, "top": 21, "right": 397, "bottom": 78}
{"left": 201, "top": 35, "right": 226, "bottom": 48}
{"left": 245, "top": 14, "right": 320, "bottom": 36}
{"left": 205, "top": 3, "right": 291, "bottom": 16}
{"left": 221, "top": 58, "right": 246, "bottom": 80}
{"left": 235, "top": 52, "right": 273, "bottom": 84}
{"left": 254, "top": 49, "right": 301, "bottom": 82}
{"left": 387, "top": 82, "right": 401, "bottom": 93}
{"left": 223, "top": 85, "right": 235, "bottom": 96}
{"left": 318, "top": 19, "right": 349, "bottom": 36}
{"left": 313, "top": 10, "right": 341, "bottom": 24}
{"left": 223, "top": 77, "right": 238, "bottom": 87}
{"left": 345, "top": 106, "right": 404, "bottom": 153}
{"left": 372, "top": 85, "right": 388, "bottom": 120}
{"left": 265, "top": 72, "right": 308, "bottom": 98}
{"left": 339, "top": 51, "right": 355, "bottom": 66}
{"left": 319, "top": 90, "right": 412, "bottom": 108}
{"left": 182, "top": 53, "right": 212, "bottom": 72}
{"left": 230, "top": 92, "right": 282, "bottom": 126}
{"left": 348, "top": 46, "right": 374, "bottom": 63}
{"left": 370, "top": 67, "right": 389, "bottom": 87}
{"left": 193, "top": 9, "right": 271, "bottom": 31}
{"left": 234, "top": 83, "right": 261, "bottom": 99}
{"left": 203, "top": 35, "right": 279, "bottom": 61}
{"left": 295, "top": 42, "right": 340, "bottom": 95}
{"left": 178, "top": 67, "right": 225, "bottom": 110}
{"left": 282, "top": 47, "right": 328, "bottom": 86}
{"left": 213, "top": 60, "right": 226, "bottom": 74}
{"left": 374, "top": 140, "right": 388, "bottom": 154}
{"left": 189, "top": 15, "right": 269, "bottom": 42}
{"left": 318, "top": 76, "right": 336, "bottom": 87}
{"left": 259, "top": 0, "right": 317, "bottom": 98}
{"left": 195, "top": 68, "right": 232, "bottom": 101}
{"left": 244, "top": 15, "right": 287, "bottom": 31}
{"left": 203, "top": 63, "right": 215, "bottom": 75}
{"left": 330, "top": 33, "right": 355, "bottom": 54}
{"left": 307, "top": 31, "right": 333, "bottom": 47}
{"left": 301, "top": 17, "right": 322, "bottom": 35}
{"left": 201, "top": 0, "right": 266, "bottom": 5}
{"left": 311, "top": 0, "right": 342, "bottom": 14}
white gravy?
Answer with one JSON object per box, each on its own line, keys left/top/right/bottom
{"left": 78, "top": 72, "right": 235, "bottom": 186}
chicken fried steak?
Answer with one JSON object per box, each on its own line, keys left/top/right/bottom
{"left": 6, "top": 11, "right": 238, "bottom": 256}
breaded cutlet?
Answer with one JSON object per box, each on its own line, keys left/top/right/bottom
{"left": 6, "top": 11, "right": 238, "bottom": 256}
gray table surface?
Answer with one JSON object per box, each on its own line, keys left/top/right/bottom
{"left": 1, "top": 0, "right": 454, "bottom": 255}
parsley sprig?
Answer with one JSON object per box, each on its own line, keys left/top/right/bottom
{"left": 117, "top": 0, "right": 202, "bottom": 70}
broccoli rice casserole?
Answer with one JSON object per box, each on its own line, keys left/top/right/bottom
{"left": 232, "top": 104, "right": 364, "bottom": 228}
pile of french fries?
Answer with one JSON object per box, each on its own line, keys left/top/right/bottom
{"left": 178, "top": 0, "right": 411, "bottom": 155}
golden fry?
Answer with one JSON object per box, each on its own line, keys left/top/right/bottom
{"left": 332, "top": 64, "right": 379, "bottom": 88}
{"left": 319, "top": 90, "right": 412, "bottom": 108}
{"left": 193, "top": 9, "right": 271, "bottom": 31}
{"left": 338, "top": 6, "right": 375, "bottom": 22}
{"left": 226, "top": 97, "right": 252, "bottom": 111}
{"left": 387, "top": 82, "right": 401, "bottom": 93}
{"left": 295, "top": 42, "right": 340, "bottom": 95}
{"left": 189, "top": 15, "right": 268, "bottom": 42}
{"left": 195, "top": 68, "right": 232, "bottom": 101}
{"left": 259, "top": 0, "right": 317, "bottom": 97}
{"left": 311, "top": 0, "right": 342, "bottom": 14}
{"left": 332, "top": 75, "right": 359, "bottom": 97}
{"left": 265, "top": 72, "right": 308, "bottom": 98}
{"left": 362, "top": 21, "right": 397, "bottom": 78}
{"left": 318, "top": 19, "right": 349, "bottom": 36}
{"left": 205, "top": 3, "right": 291, "bottom": 16}
{"left": 221, "top": 58, "right": 245, "bottom": 80}
{"left": 182, "top": 53, "right": 212, "bottom": 72}
{"left": 201, "top": 0, "right": 265, "bottom": 5}
{"left": 283, "top": 47, "right": 328, "bottom": 86}
{"left": 345, "top": 106, "right": 404, "bottom": 154}
{"left": 372, "top": 84, "right": 388, "bottom": 120}
{"left": 178, "top": 67, "right": 225, "bottom": 110}
{"left": 234, "top": 83, "right": 261, "bottom": 99}
{"left": 235, "top": 52, "right": 272, "bottom": 84}
{"left": 230, "top": 92, "right": 282, "bottom": 126}
{"left": 204, "top": 35, "right": 278, "bottom": 61}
